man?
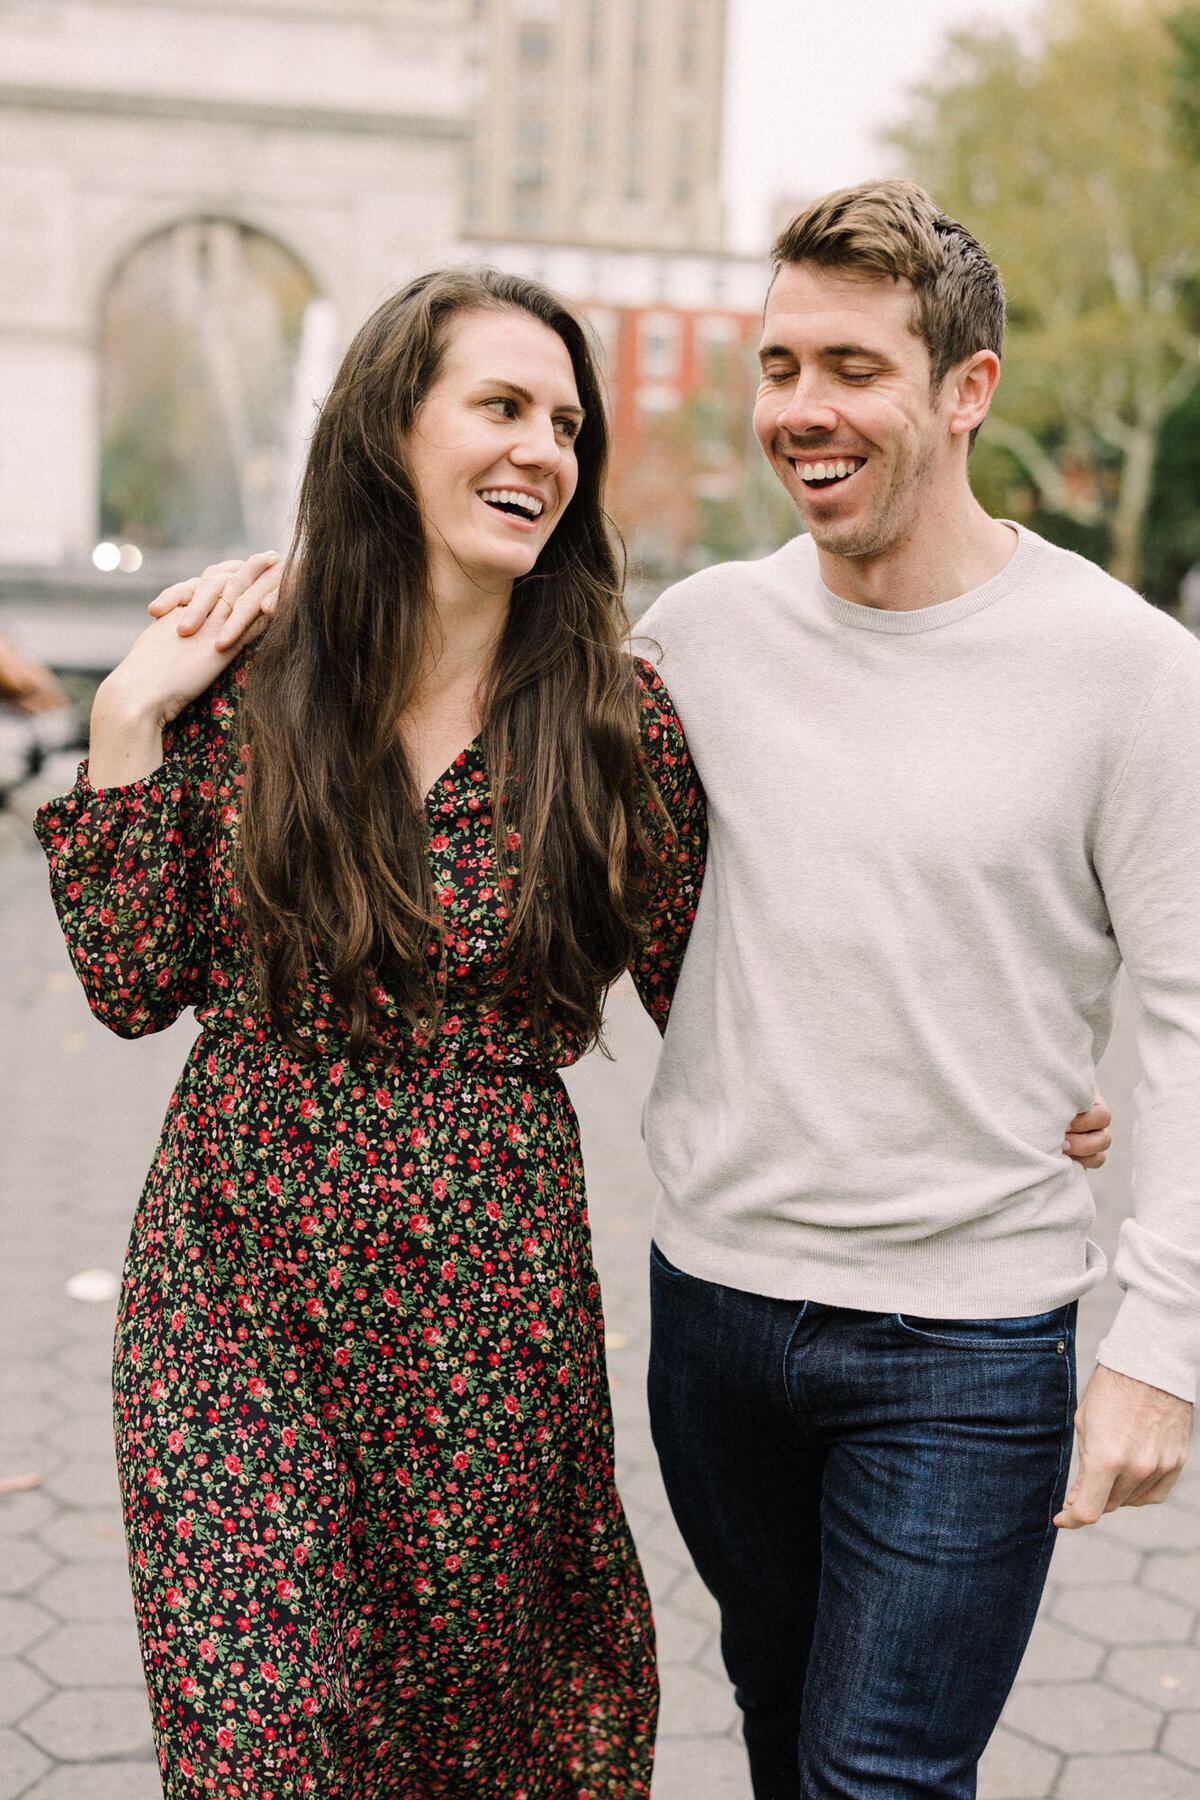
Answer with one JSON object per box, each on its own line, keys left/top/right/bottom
{"left": 636, "top": 181, "right": 1198, "bottom": 1799}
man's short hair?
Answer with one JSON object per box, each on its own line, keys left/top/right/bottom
{"left": 770, "top": 179, "right": 1005, "bottom": 386}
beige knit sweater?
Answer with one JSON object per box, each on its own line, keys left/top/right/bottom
{"left": 636, "top": 525, "right": 1200, "bottom": 1401}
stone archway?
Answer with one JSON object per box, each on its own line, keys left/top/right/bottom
{"left": 0, "top": 0, "right": 465, "bottom": 570}
{"left": 99, "top": 218, "right": 337, "bottom": 558}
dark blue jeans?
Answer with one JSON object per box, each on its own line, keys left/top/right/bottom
{"left": 647, "top": 1245, "right": 1077, "bottom": 1800}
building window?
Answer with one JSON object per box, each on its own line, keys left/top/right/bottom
{"left": 639, "top": 313, "right": 682, "bottom": 380}
{"left": 512, "top": 202, "right": 546, "bottom": 233}
{"left": 518, "top": 115, "right": 548, "bottom": 149}
{"left": 518, "top": 26, "right": 553, "bottom": 59}
{"left": 512, "top": 162, "right": 547, "bottom": 190}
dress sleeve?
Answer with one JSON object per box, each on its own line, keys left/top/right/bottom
{"left": 32, "top": 661, "right": 246, "bottom": 1038}
{"left": 629, "top": 658, "right": 707, "bottom": 1033}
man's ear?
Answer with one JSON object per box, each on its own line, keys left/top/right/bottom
{"left": 947, "top": 349, "right": 1001, "bottom": 441}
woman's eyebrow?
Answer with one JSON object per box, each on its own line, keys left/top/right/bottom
{"left": 479, "top": 378, "right": 585, "bottom": 418}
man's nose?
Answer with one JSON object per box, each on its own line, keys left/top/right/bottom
{"left": 777, "top": 374, "right": 839, "bottom": 438}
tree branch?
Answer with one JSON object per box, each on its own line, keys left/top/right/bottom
{"left": 984, "top": 417, "right": 1103, "bottom": 525}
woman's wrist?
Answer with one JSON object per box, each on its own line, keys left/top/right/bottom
{"left": 88, "top": 677, "right": 166, "bottom": 788}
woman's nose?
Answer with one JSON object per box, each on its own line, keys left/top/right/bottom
{"left": 511, "top": 414, "right": 562, "bottom": 470}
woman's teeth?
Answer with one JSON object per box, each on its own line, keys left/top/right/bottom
{"left": 798, "top": 458, "right": 863, "bottom": 485}
{"left": 479, "top": 488, "right": 544, "bottom": 517}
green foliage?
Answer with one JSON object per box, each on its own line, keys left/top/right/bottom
{"left": 891, "top": 0, "right": 1200, "bottom": 594}
{"left": 1142, "top": 382, "right": 1200, "bottom": 600}
{"left": 1167, "top": 5, "right": 1200, "bottom": 150}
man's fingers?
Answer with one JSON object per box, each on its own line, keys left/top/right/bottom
{"left": 1054, "top": 1455, "right": 1118, "bottom": 1529}
{"left": 1121, "top": 1467, "right": 1184, "bottom": 1507}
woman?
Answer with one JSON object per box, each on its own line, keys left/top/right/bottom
{"left": 35, "top": 268, "right": 704, "bottom": 1799}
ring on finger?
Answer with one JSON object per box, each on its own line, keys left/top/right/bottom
{"left": 219, "top": 591, "right": 236, "bottom": 615}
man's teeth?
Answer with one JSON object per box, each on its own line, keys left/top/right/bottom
{"left": 479, "top": 488, "right": 544, "bottom": 516}
{"left": 797, "top": 458, "right": 863, "bottom": 483}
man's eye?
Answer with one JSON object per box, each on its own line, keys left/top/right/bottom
{"left": 839, "top": 370, "right": 875, "bottom": 384}
{"left": 761, "top": 367, "right": 794, "bottom": 385}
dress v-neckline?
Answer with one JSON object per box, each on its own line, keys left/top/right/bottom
{"left": 421, "top": 734, "right": 483, "bottom": 808}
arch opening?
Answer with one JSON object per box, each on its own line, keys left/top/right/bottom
{"left": 99, "top": 218, "right": 338, "bottom": 558}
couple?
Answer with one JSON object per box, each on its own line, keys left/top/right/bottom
{"left": 36, "top": 180, "right": 1198, "bottom": 1799}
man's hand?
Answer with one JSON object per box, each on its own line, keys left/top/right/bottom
{"left": 1063, "top": 1094, "right": 1112, "bottom": 1169}
{"left": 1054, "top": 1365, "right": 1193, "bottom": 1529}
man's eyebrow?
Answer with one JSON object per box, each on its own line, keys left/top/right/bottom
{"left": 757, "top": 342, "right": 892, "bottom": 365}
{"left": 479, "top": 378, "right": 585, "bottom": 417}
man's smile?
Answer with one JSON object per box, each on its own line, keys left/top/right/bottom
{"left": 787, "top": 455, "right": 867, "bottom": 491}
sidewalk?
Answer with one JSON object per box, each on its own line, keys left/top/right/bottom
{"left": 2, "top": 833, "right": 1200, "bottom": 1799}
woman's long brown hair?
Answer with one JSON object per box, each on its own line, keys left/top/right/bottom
{"left": 238, "top": 267, "right": 668, "bottom": 1063}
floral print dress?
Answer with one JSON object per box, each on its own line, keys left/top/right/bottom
{"left": 34, "top": 654, "right": 705, "bottom": 1800}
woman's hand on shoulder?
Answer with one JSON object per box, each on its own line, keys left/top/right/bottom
{"left": 88, "top": 597, "right": 264, "bottom": 789}
{"left": 147, "top": 551, "right": 284, "bottom": 653}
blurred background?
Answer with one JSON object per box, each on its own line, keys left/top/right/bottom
{"left": 0, "top": 0, "right": 1198, "bottom": 799}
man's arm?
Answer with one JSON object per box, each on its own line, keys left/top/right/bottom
{"left": 1062, "top": 637, "right": 1200, "bottom": 1525}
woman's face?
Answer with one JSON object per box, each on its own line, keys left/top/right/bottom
{"left": 407, "top": 307, "right": 585, "bottom": 602}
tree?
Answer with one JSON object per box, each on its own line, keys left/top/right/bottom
{"left": 891, "top": 0, "right": 1200, "bottom": 592}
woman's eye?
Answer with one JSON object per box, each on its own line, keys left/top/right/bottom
{"left": 484, "top": 397, "right": 517, "bottom": 417}
{"left": 554, "top": 418, "right": 580, "bottom": 442}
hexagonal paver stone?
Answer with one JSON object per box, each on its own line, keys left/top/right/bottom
{"left": 35, "top": 1559, "right": 133, "bottom": 1622}
{"left": 22, "top": 1763, "right": 162, "bottom": 1800}
{"left": 0, "top": 1597, "right": 55, "bottom": 1654}
{"left": 657, "top": 1664, "right": 742, "bottom": 1741}
{"left": 1054, "top": 1751, "right": 1200, "bottom": 1799}
{"left": 0, "top": 1489, "right": 56, "bottom": 1539}
{"left": 1104, "top": 1642, "right": 1200, "bottom": 1711}
{"left": 1048, "top": 1529, "right": 1142, "bottom": 1586}
{"left": 976, "top": 1725, "right": 1058, "bottom": 1799}
{"left": 1013, "top": 1617, "right": 1105, "bottom": 1684}
{"left": 1160, "top": 1709, "right": 1200, "bottom": 1770}
{"left": 42, "top": 1457, "right": 120, "bottom": 1511}
{"left": 1052, "top": 1581, "right": 1194, "bottom": 1645}
{"left": 654, "top": 1604, "right": 714, "bottom": 1668}
{"left": 28, "top": 1620, "right": 145, "bottom": 1689}
{"left": 0, "top": 1658, "right": 50, "bottom": 1728}
{"left": 22, "top": 1686, "right": 153, "bottom": 1761}
{"left": 0, "top": 1726, "right": 50, "bottom": 1800}
{"left": 0, "top": 1537, "right": 56, "bottom": 1596}
{"left": 1000, "top": 1680, "right": 1160, "bottom": 1756}
{"left": 37, "top": 1511, "right": 126, "bottom": 1565}
{"left": 652, "top": 1732, "right": 754, "bottom": 1800}
{"left": 1143, "top": 1550, "right": 1200, "bottom": 1610}
{"left": 1091, "top": 1504, "right": 1200, "bottom": 1552}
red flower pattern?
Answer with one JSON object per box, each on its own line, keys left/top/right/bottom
{"left": 35, "top": 654, "right": 705, "bottom": 1799}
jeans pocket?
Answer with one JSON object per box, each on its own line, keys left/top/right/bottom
{"left": 894, "top": 1304, "right": 1076, "bottom": 1350}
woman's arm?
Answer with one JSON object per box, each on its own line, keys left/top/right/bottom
{"left": 628, "top": 661, "right": 707, "bottom": 1033}
{"left": 34, "top": 617, "right": 251, "bottom": 1037}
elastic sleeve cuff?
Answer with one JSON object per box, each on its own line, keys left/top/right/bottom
{"left": 1096, "top": 1290, "right": 1199, "bottom": 1404}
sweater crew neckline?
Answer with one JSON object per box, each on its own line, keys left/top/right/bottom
{"left": 815, "top": 523, "right": 1034, "bottom": 633}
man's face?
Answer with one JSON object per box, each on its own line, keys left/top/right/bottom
{"left": 753, "top": 263, "right": 956, "bottom": 561}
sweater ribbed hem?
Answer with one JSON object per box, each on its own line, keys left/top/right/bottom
{"left": 652, "top": 1210, "right": 1108, "bottom": 1322}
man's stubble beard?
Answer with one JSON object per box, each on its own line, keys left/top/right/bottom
{"left": 800, "top": 430, "right": 939, "bottom": 563}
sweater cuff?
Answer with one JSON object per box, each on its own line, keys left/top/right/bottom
{"left": 1096, "top": 1291, "right": 1199, "bottom": 1404}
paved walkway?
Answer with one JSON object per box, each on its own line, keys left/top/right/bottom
{"left": 3, "top": 822, "right": 1200, "bottom": 1799}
